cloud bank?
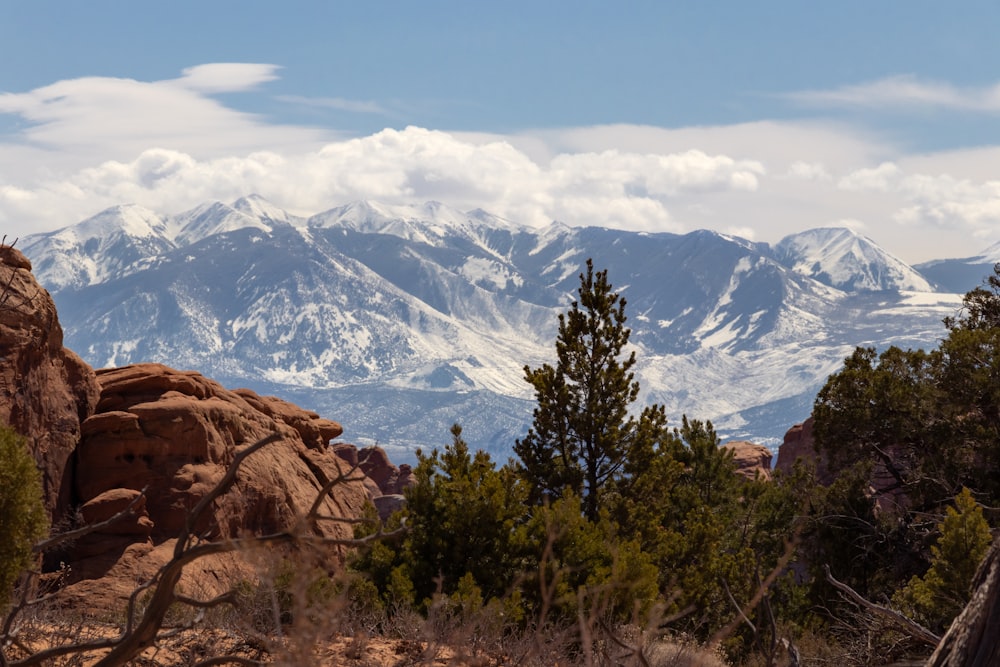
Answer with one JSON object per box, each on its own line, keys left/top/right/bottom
{"left": 3, "top": 65, "right": 1000, "bottom": 263}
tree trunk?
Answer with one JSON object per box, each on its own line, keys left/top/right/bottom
{"left": 925, "top": 533, "right": 1000, "bottom": 667}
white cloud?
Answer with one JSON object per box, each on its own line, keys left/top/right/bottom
{"left": 172, "top": 63, "right": 281, "bottom": 93}
{"left": 277, "top": 94, "right": 389, "bottom": 115}
{"left": 5, "top": 66, "right": 1000, "bottom": 264}
{"left": 0, "top": 65, "right": 329, "bottom": 169}
{"left": 838, "top": 162, "right": 902, "bottom": 192}
{"left": 787, "top": 75, "right": 1000, "bottom": 112}
{"left": 784, "top": 161, "right": 831, "bottom": 182}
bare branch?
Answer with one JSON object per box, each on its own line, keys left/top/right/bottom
{"left": 823, "top": 564, "right": 940, "bottom": 648}
{"left": 191, "top": 658, "right": 264, "bottom": 667}
{"left": 3, "top": 430, "right": 404, "bottom": 667}
{"left": 925, "top": 534, "right": 1000, "bottom": 667}
{"left": 173, "top": 591, "right": 239, "bottom": 610}
{"left": 33, "top": 488, "right": 148, "bottom": 553}
{"left": 177, "top": 434, "right": 283, "bottom": 558}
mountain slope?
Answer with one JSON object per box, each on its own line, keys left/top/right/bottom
{"left": 21, "top": 204, "right": 174, "bottom": 291}
{"left": 774, "top": 227, "right": 934, "bottom": 292}
{"left": 23, "top": 197, "right": 966, "bottom": 461}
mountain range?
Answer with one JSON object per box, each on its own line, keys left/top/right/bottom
{"left": 20, "top": 195, "right": 992, "bottom": 463}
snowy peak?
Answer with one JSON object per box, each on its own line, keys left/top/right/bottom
{"left": 774, "top": 227, "right": 933, "bottom": 292}
{"left": 969, "top": 239, "right": 1000, "bottom": 265}
{"left": 174, "top": 201, "right": 277, "bottom": 246}
{"left": 232, "top": 194, "right": 301, "bottom": 226}
{"left": 20, "top": 204, "right": 173, "bottom": 291}
{"left": 56, "top": 204, "right": 168, "bottom": 242}
{"left": 309, "top": 200, "right": 525, "bottom": 246}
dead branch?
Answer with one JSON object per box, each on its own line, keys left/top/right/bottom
{"left": 823, "top": 564, "right": 940, "bottom": 648}
{"left": 2, "top": 432, "right": 404, "bottom": 667}
{"left": 33, "top": 487, "right": 148, "bottom": 553}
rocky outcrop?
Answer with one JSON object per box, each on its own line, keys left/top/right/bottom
{"left": 774, "top": 417, "right": 833, "bottom": 484}
{"left": 51, "top": 363, "right": 373, "bottom": 604}
{"left": 722, "top": 440, "right": 773, "bottom": 481}
{"left": 0, "top": 245, "right": 412, "bottom": 611}
{"left": 0, "top": 244, "right": 99, "bottom": 523}
{"left": 76, "top": 363, "right": 369, "bottom": 545}
{"left": 334, "top": 444, "right": 416, "bottom": 497}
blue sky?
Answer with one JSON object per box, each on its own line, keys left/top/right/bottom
{"left": 4, "top": 2, "right": 1000, "bottom": 263}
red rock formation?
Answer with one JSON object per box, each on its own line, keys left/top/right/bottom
{"left": 0, "top": 245, "right": 99, "bottom": 522}
{"left": 0, "top": 246, "right": 420, "bottom": 608}
{"left": 774, "top": 416, "right": 834, "bottom": 484}
{"left": 77, "top": 363, "right": 367, "bottom": 543}
{"left": 722, "top": 440, "right": 773, "bottom": 481}
{"left": 335, "top": 444, "right": 417, "bottom": 497}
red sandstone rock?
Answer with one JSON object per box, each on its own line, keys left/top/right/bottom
{"left": 79, "top": 487, "right": 154, "bottom": 537}
{"left": 396, "top": 464, "right": 415, "bottom": 492}
{"left": 774, "top": 416, "right": 834, "bottom": 484}
{"left": 357, "top": 445, "right": 416, "bottom": 495}
{"left": 77, "top": 363, "right": 367, "bottom": 543}
{"left": 332, "top": 443, "right": 359, "bottom": 467}
{"left": 0, "top": 244, "right": 99, "bottom": 522}
{"left": 722, "top": 440, "right": 773, "bottom": 481}
{"left": 373, "top": 494, "right": 407, "bottom": 522}
{"left": 0, "top": 246, "right": 423, "bottom": 609}
{"left": 358, "top": 446, "right": 397, "bottom": 494}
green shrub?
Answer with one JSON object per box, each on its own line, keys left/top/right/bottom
{"left": 0, "top": 424, "right": 48, "bottom": 607}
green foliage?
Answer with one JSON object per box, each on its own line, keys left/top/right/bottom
{"left": 0, "top": 424, "right": 47, "bottom": 607}
{"left": 515, "top": 258, "right": 659, "bottom": 521}
{"left": 943, "top": 262, "right": 1000, "bottom": 332}
{"left": 894, "top": 488, "right": 992, "bottom": 632}
{"left": 515, "top": 492, "right": 660, "bottom": 622}
{"left": 348, "top": 262, "right": 812, "bottom": 661}
{"left": 357, "top": 424, "right": 528, "bottom": 610}
{"left": 809, "top": 264, "right": 1000, "bottom": 610}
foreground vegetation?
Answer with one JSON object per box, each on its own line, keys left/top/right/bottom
{"left": 3, "top": 259, "right": 1000, "bottom": 665}
{"left": 350, "top": 261, "right": 1000, "bottom": 665}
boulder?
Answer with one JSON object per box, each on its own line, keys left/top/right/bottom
{"left": 373, "top": 494, "right": 407, "bottom": 522}
{"left": 722, "top": 440, "right": 773, "bottom": 481}
{"left": 357, "top": 445, "right": 417, "bottom": 495}
{"left": 76, "top": 364, "right": 367, "bottom": 545}
{"left": 0, "top": 244, "right": 99, "bottom": 523}
{"left": 0, "top": 247, "right": 412, "bottom": 611}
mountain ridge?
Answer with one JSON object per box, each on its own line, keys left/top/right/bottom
{"left": 21, "top": 196, "right": 973, "bottom": 462}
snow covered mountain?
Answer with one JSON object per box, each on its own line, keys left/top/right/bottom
{"left": 774, "top": 227, "right": 933, "bottom": 292}
{"left": 21, "top": 197, "right": 970, "bottom": 462}
{"left": 916, "top": 239, "right": 1000, "bottom": 294}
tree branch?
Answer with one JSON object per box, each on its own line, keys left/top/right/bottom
{"left": 823, "top": 564, "right": 940, "bottom": 647}
{"left": 33, "top": 488, "right": 148, "bottom": 553}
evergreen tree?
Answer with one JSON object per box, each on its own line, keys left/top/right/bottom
{"left": 358, "top": 424, "right": 528, "bottom": 609}
{"left": 894, "top": 487, "right": 992, "bottom": 632}
{"left": 515, "top": 259, "right": 653, "bottom": 521}
{"left": 0, "top": 424, "right": 48, "bottom": 607}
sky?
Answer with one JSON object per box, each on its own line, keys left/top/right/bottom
{"left": 3, "top": 2, "right": 1000, "bottom": 264}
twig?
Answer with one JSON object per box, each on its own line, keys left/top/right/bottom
{"left": 33, "top": 488, "right": 148, "bottom": 553}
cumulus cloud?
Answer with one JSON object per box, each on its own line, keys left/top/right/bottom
{"left": 787, "top": 75, "right": 1000, "bottom": 112}
{"left": 4, "top": 65, "right": 1000, "bottom": 263}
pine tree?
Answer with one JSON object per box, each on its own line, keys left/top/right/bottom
{"left": 514, "top": 259, "right": 646, "bottom": 521}
{"left": 894, "top": 487, "right": 992, "bottom": 632}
